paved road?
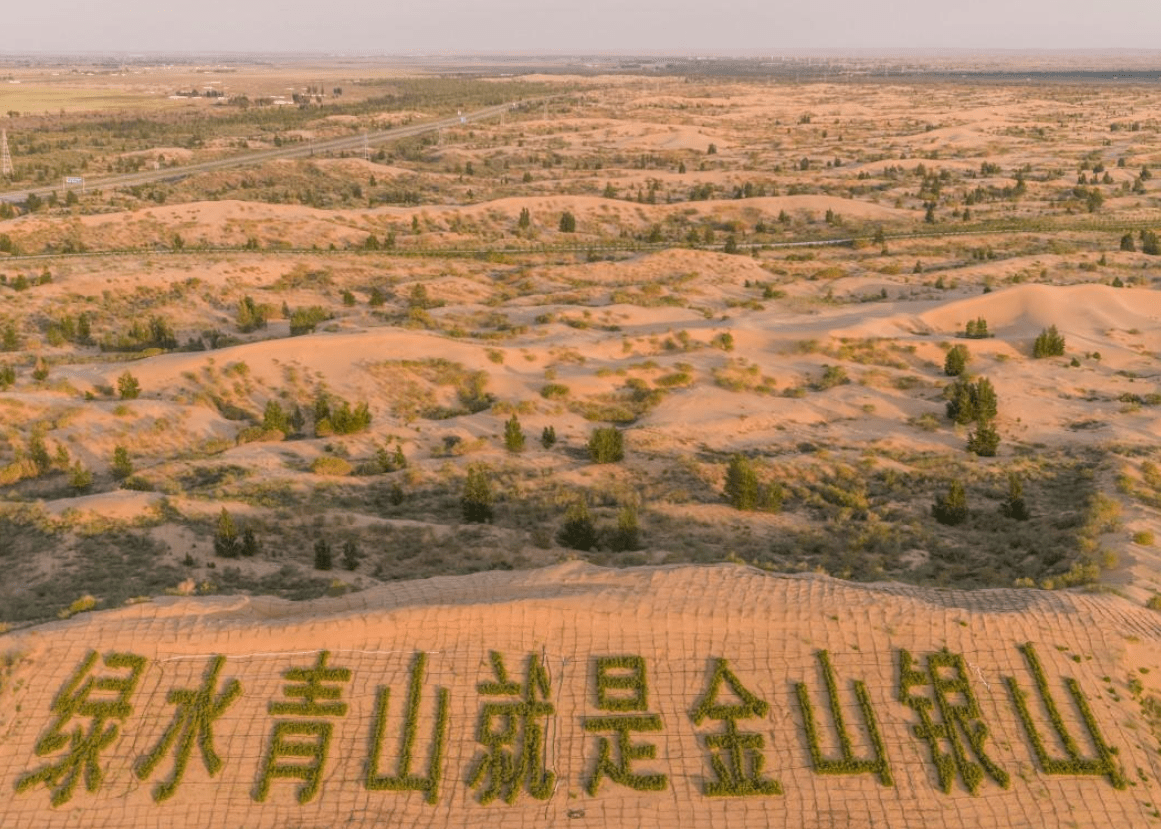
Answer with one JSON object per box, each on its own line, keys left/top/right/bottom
{"left": 0, "top": 98, "right": 540, "bottom": 204}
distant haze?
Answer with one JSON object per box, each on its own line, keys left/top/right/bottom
{"left": 5, "top": 0, "right": 1161, "bottom": 53}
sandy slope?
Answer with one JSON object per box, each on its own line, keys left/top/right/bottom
{"left": 3, "top": 562, "right": 1161, "bottom": 828}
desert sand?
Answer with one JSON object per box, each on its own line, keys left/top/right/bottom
{"left": 2, "top": 59, "right": 1161, "bottom": 828}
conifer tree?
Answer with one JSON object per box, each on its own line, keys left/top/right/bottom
{"left": 462, "top": 463, "right": 494, "bottom": 523}
{"left": 1000, "top": 473, "right": 1030, "bottom": 520}
{"left": 1033, "top": 325, "right": 1066, "bottom": 358}
{"left": 214, "top": 508, "right": 240, "bottom": 558}
{"left": 111, "top": 445, "right": 134, "bottom": 480}
{"left": 944, "top": 344, "right": 969, "bottom": 376}
{"left": 967, "top": 419, "right": 1000, "bottom": 456}
{"left": 932, "top": 480, "right": 969, "bottom": 525}
{"left": 724, "top": 454, "right": 760, "bottom": 510}
{"left": 313, "top": 538, "right": 333, "bottom": 570}
{"left": 504, "top": 414, "right": 526, "bottom": 452}
{"left": 608, "top": 504, "right": 641, "bottom": 552}
{"left": 558, "top": 498, "right": 597, "bottom": 551}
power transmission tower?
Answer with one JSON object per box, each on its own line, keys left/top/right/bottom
{"left": 0, "top": 130, "right": 12, "bottom": 177}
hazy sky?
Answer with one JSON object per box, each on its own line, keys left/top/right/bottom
{"left": 6, "top": 0, "right": 1161, "bottom": 53}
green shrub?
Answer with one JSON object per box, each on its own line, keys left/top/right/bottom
{"left": 966, "top": 419, "right": 1000, "bottom": 456}
{"left": 540, "top": 425, "right": 557, "bottom": 448}
{"left": 540, "top": 383, "right": 570, "bottom": 399}
{"left": 814, "top": 365, "right": 849, "bottom": 391}
{"left": 1133, "top": 530, "right": 1155, "bottom": 546}
{"left": 1000, "top": 474, "right": 1030, "bottom": 520}
{"left": 943, "top": 345, "right": 969, "bottom": 376}
{"left": 964, "top": 317, "right": 990, "bottom": 338}
{"left": 117, "top": 371, "right": 141, "bottom": 400}
{"left": 932, "top": 480, "right": 968, "bottom": 525}
{"left": 214, "top": 508, "right": 240, "bottom": 558}
{"left": 724, "top": 454, "right": 759, "bottom": 510}
{"left": 311, "top": 456, "right": 353, "bottom": 476}
{"left": 57, "top": 594, "right": 98, "bottom": 619}
{"left": 945, "top": 376, "right": 997, "bottom": 424}
{"left": 607, "top": 505, "right": 641, "bottom": 552}
{"left": 588, "top": 427, "right": 624, "bottom": 463}
{"left": 69, "top": 461, "right": 93, "bottom": 492}
{"left": 461, "top": 464, "right": 494, "bottom": 523}
{"left": 504, "top": 414, "right": 526, "bottom": 452}
{"left": 111, "top": 445, "right": 134, "bottom": 480}
{"left": 289, "top": 306, "right": 331, "bottom": 336}
{"left": 1033, "top": 325, "right": 1066, "bottom": 358}
{"left": 1005, "top": 643, "right": 1126, "bottom": 788}
{"left": 342, "top": 540, "right": 360, "bottom": 571}
{"left": 558, "top": 499, "right": 597, "bottom": 551}
{"left": 794, "top": 650, "right": 892, "bottom": 785}
{"left": 313, "top": 539, "right": 333, "bottom": 570}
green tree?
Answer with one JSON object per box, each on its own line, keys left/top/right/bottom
{"left": 1000, "top": 473, "right": 1030, "bottom": 520}
{"left": 313, "top": 538, "right": 333, "bottom": 570}
{"left": 966, "top": 419, "right": 1000, "bottom": 456}
{"left": 28, "top": 435, "right": 52, "bottom": 475}
{"left": 341, "top": 539, "right": 360, "bottom": 571}
{"left": 559, "top": 211, "right": 577, "bottom": 233}
{"left": 724, "top": 454, "right": 760, "bottom": 510}
{"left": 69, "top": 461, "right": 93, "bottom": 493}
{"left": 461, "top": 463, "right": 494, "bottom": 523}
{"left": 965, "top": 317, "right": 989, "bottom": 338}
{"left": 607, "top": 504, "right": 641, "bottom": 552}
{"left": 76, "top": 313, "right": 92, "bottom": 345}
{"left": 117, "top": 371, "right": 141, "bottom": 400}
{"left": 945, "top": 378, "right": 976, "bottom": 424}
{"left": 213, "top": 508, "right": 240, "bottom": 558}
{"left": 241, "top": 528, "right": 260, "bottom": 558}
{"left": 2, "top": 321, "right": 19, "bottom": 351}
{"left": 0, "top": 363, "right": 15, "bottom": 389}
{"left": 943, "top": 344, "right": 970, "bottom": 376}
{"left": 540, "top": 425, "right": 557, "bottom": 449}
{"left": 932, "top": 480, "right": 968, "bottom": 526}
{"left": 111, "top": 445, "right": 133, "bottom": 480}
{"left": 262, "top": 399, "right": 289, "bottom": 433}
{"left": 1142, "top": 230, "right": 1160, "bottom": 256}
{"left": 588, "top": 427, "right": 624, "bottom": 463}
{"left": 1033, "top": 325, "right": 1065, "bottom": 358}
{"left": 558, "top": 498, "right": 597, "bottom": 551}
{"left": 236, "top": 296, "right": 267, "bottom": 332}
{"left": 504, "top": 414, "right": 526, "bottom": 453}
{"left": 517, "top": 207, "right": 531, "bottom": 229}
{"left": 972, "top": 377, "right": 998, "bottom": 421}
